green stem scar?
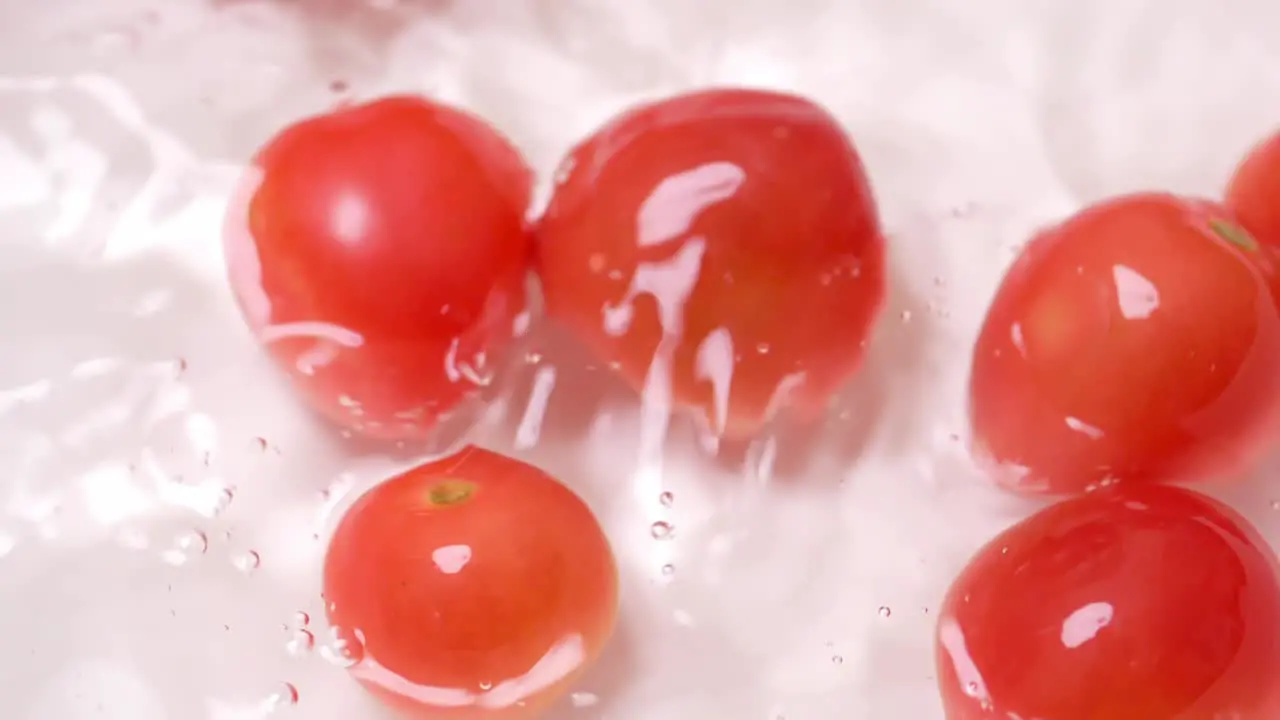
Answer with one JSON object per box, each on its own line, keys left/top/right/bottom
{"left": 427, "top": 479, "right": 477, "bottom": 507}
{"left": 1209, "top": 218, "right": 1259, "bottom": 253}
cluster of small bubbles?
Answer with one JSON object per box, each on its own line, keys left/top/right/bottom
{"left": 263, "top": 682, "right": 299, "bottom": 711}
{"left": 285, "top": 629, "right": 315, "bottom": 657}
{"left": 232, "top": 549, "right": 261, "bottom": 574}
{"left": 831, "top": 654, "right": 844, "bottom": 665}
{"left": 878, "top": 606, "right": 892, "bottom": 618}
{"left": 161, "top": 529, "right": 208, "bottom": 566}
{"left": 649, "top": 521, "right": 674, "bottom": 540}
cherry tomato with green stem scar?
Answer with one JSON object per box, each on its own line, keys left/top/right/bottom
{"left": 224, "top": 95, "right": 534, "bottom": 442}
{"left": 937, "top": 483, "right": 1280, "bottom": 719}
{"left": 968, "top": 192, "right": 1280, "bottom": 495}
{"left": 323, "top": 446, "right": 619, "bottom": 719}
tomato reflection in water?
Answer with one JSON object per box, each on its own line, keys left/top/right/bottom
{"left": 536, "top": 88, "right": 886, "bottom": 441}
{"left": 937, "top": 484, "right": 1280, "bottom": 720}
{"left": 323, "top": 447, "right": 618, "bottom": 719}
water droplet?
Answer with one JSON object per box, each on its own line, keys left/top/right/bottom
{"left": 831, "top": 655, "right": 844, "bottom": 665}
{"left": 232, "top": 550, "right": 261, "bottom": 573}
{"left": 756, "top": 342, "right": 770, "bottom": 354}
{"left": 661, "top": 563, "right": 675, "bottom": 577}
{"left": 263, "top": 682, "right": 298, "bottom": 710}
{"left": 878, "top": 606, "right": 892, "bottom": 618}
{"left": 478, "top": 680, "right": 493, "bottom": 691}
{"left": 649, "top": 521, "right": 674, "bottom": 540}
{"left": 254, "top": 437, "right": 268, "bottom": 452}
{"left": 285, "top": 629, "right": 315, "bottom": 657}
{"left": 658, "top": 491, "right": 674, "bottom": 508}
{"left": 161, "top": 530, "right": 208, "bottom": 566}
{"left": 211, "top": 487, "right": 235, "bottom": 516}
{"left": 320, "top": 626, "right": 366, "bottom": 668}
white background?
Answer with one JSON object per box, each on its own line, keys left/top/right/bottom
{"left": 2, "top": 0, "right": 1280, "bottom": 717}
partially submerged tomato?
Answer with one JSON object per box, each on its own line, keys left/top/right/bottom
{"left": 969, "top": 192, "right": 1280, "bottom": 495}
{"left": 323, "top": 446, "right": 618, "bottom": 718}
{"left": 224, "top": 95, "right": 533, "bottom": 442}
{"left": 937, "top": 483, "right": 1280, "bottom": 719}
{"left": 535, "top": 88, "right": 886, "bottom": 440}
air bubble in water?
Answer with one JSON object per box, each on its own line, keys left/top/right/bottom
{"left": 293, "top": 611, "right": 311, "bottom": 627}
{"left": 233, "top": 550, "right": 261, "bottom": 573}
{"left": 878, "top": 606, "right": 892, "bottom": 618}
{"left": 211, "top": 487, "right": 235, "bottom": 516}
{"left": 831, "top": 655, "right": 844, "bottom": 665}
{"left": 285, "top": 629, "right": 315, "bottom": 657}
{"left": 478, "top": 680, "right": 493, "bottom": 691}
{"left": 319, "top": 626, "right": 366, "bottom": 668}
{"left": 161, "top": 530, "right": 208, "bottom": 566}
{"left": 649, "top": 521, "right": 674, "bottom": 540}
{"left": 658, "top": 491, "right": 674, "bottom": 508}
{"left": 254, "top": 437, "right": 269, "bottom": 452}
{"left": 661, "top": 563, "right": 675, "bottom": 577}
{"left": 263, "top": 682, "right": 298, "bottom": 711}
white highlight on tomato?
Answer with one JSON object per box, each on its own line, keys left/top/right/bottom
{"left": 351, "top": 632, "right": 586, "bottom": 709}
{"left": 636, "top": 161, "right": 746, "bottom": 247}
{"left": 1010, "top": 321, "right": 1028, "bottom": 358}
{"left": 1060, "top": 601, "right": 1114, "bottom": 649}
{"left": 694, "top": 327, "right": 735, "bottom": 435}
{"left": 938, "top": 617, "right": 992, "bottom": 706}
{"left": 1112, "top": 264, "right": 1160, "bottom": 320}
{"left": 431, "top": 544, "right": 473, "bottom": 574}
{"left": 1064, "top": 416, "right": 1104, "bottom": 439}
{"left": 331, "top": 189, "right": 371, "bottom": 246}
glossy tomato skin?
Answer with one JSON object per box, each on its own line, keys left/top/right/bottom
{"left": 224, "top": 96, "right": 533, "bottom": 442}
{"left": 323, "top": 446, "right": 619, "bottom": 719}
{"left": 937, "top": 484, "right": 1280, "bottom": 720}
{"left": 535, "top": 88, "right": 886, "bottom": 440}
{"left": 1227, "top": 131, "right": 1280, "bottom": 248}
{"left": 969, "top": 193, "right": 1280, "bottom": 495}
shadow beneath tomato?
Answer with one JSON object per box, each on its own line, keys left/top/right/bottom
{"left": 708, "top": 258, "right": 933, "bottom": 486}
{"left": 544, "top": 612, "right": 640, "bottom": 719}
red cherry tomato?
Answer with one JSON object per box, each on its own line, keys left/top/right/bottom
{"left": 224, "top": 96, "right": 533, "bottom": 441}
{"left": 969, "top": 192, "right": 1280, "bottom": 495}
{"left": 1227, "top": 131, "right": 1280, "bottom": 248}
{"left": 936, "top": 484, "right": 1280, "bottom": 719}
{"left": 535, "top": 88, "right": 886, "bottom": 440}
{"left": 323, "top": 446, "right": 619, "bottom": 719}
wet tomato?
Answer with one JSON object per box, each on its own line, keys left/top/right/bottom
{"left": 1227, "top": 131, "right": 1280, "bottom": 249}
{"left": 969, "top": 192, "right": 1280, "bottom": 495}
{"left": 936, "top": 484, "right": 1280, "bottom": 720}
{"left": 323, "top": 446, "right": 619, "bottom": 719}
{"left": 535, "top": 88, "right": 886, "bottom": 440}
{"left": 224, "top": 95, "right": 533, "bottom": 442}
